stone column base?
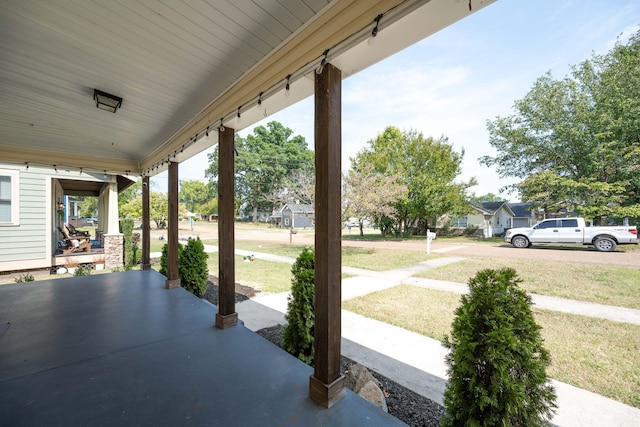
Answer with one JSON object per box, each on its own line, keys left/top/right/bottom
{"left": 309, "top": 374, "right": 345, "bottom": 408}
{"left": 103, "top": 233, "right": 124, "bottom": 270}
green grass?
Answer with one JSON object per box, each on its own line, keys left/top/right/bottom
{"left": 341, "top": 247, "right": 439, "bottom": 271}
{"left": 228, "top": 240, "right": 441, "bottom": 271}
{"left": 206, "top": 253, "right": 293, "bottom": 294}
{"left": 414, "top": 257, "right": 640, "bottom": 309}
{"left": 343, "top": 284, "right": 640, "bottom": 409}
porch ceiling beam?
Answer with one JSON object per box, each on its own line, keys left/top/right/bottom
{"left": 0, "top": 145, "right": 139, "bottom": 175}
{"left": 141, "top": 0, "right": 407, "bottom": 172}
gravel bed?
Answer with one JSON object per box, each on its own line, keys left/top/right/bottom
{"left": 202, "top": 275, "right": 259, "bottom": 304}
{"left": 256, "top": 324, "right": 444, "bottom": 427}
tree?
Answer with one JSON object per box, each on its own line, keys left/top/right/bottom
{"left": 351, "top": 126, "right": 474, "bottom": 236}
{"left": 481, "top": 31, "right": 640, "bottom": 223}
{"left": 77, "top": 196, "right": 98, "bottom": 218}
{"left": 442, "top": 268, "right": 556, "bottom": 426}
{"left": 342, "top": 164, "right": 407, "bottom": 236}
{"left": 206, "top": 121, "right": 314, "bottom": 221}
{"left": 119, "top": 191, "right": 179, "bottom": 229}
{"left": 179, "top": 179, "right": 214, "bottom": 215}
{"left": 468, "top": 192, "right": 507, "bottom": 203}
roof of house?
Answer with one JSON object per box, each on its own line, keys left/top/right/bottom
{"left": 271, "top": 203, "right": 314, "bottom": 219}
{"left": 508, "top": 202, "right": 535, "bottom": 218}
{"left": 470, "top": 201, "right": 515, "bottom": 216}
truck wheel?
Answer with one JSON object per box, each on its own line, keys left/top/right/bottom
{"left": 594, "top": 237, "right": 617, "bottom": 252}
{"left": 512, "top": 235, "right": 529, "bottom": 248}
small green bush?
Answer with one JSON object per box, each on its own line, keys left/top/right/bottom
{"left": 119, "top": 218, "right": 135, "bottom": 268}
{"left": 14, "top": 272, "right": 35, "bottom": 283}
{"left": 73, "top": 264, "right": 92, "bottom": 276}
{"left": 284, "top": 247, "right": 315, "bottom": 365}
{"left": 159, "top": 243, "right": 183, "bottom": 276}
{"left": 179, "top": 238, "right": 209, "bottom": 297}
{"left": 441, "top": 268, "right": 556, "bottom": 427}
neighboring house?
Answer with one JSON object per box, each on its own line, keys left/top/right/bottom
{"left": 270, "top": 203, "right": 314, "bottom": 228}
{"left": 0, "top": 162, "right": 133, "bottom": 273}
{"left": 450, "top": 201, "right": 516, "bottom": 237}
{"left": 509, "top": 202, "right": 537, "bottom": 228}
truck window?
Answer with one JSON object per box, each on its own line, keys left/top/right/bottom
{"left": 561, "top": 219, "right": 578, "bottom": 227}
{"left": 537, "top": 220, "right": 558, "bottom": 229}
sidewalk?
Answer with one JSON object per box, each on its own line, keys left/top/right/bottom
{"left": 231, "top": 251, "right": 640, "bottom": 427}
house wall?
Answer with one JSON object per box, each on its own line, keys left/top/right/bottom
{"left": 492, "top": 207, "right": 512, "bottom": 234}
{"left": 0, "top": 163, "right": 50, "bottom": 272}
{"left": 293, "top": 214, "right": 314, "bottom": 228}
{"left": 466, "top": 212, "right": 485, "bottom": 228}
{"left": 0, "top": 163, "right": 113, "bottom": 273}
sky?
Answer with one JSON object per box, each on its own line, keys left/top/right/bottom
{"left": 154, "top": 0, "right": 640, "bottom": 201}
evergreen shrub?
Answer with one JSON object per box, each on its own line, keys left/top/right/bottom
{"left": 284, "top": 247, "right": 315, "bottom": 365}
{"left": 441, "top": 267, "right": 556, "bottom": 427}
{"left": 119, "top": 218, "right": 135, "bottom": 268}
{"left": 179, "top": 238, "right": 209, "bottom": 297}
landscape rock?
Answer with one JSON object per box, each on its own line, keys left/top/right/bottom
{"left": 358, "top": 380, "right": 388, "bottom": 412}
{"left": 345, "top": 362, "right": 380, "bottom": 393}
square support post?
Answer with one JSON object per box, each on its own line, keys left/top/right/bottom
{"left": 141, "top": 175, "right": 151, "bottom": 270}
{"left": 165, "top": 161, "right": 180, "bottom": 289}
{"left": 216, "top": 126, "right": 238, "bottom": 329}
{"left": 310, "top": 62, "right": 345, "bottom": 408}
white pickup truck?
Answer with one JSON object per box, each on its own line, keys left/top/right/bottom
{"left": 505, "top": 217, "right": 638, "bottom": 252}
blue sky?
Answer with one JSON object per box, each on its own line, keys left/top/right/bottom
{"left": 158, "top": 0, "right": 640, "bottom": 201}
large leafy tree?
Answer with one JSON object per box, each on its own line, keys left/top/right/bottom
{"left": 351, "top": 126, "right": 474, "bottom": 235}
{"left": 206, "top": 121, "right": 314, "bottom": 221}
{"left": 481, "top": 31, "right": 640, "bottom": 223}
{"left": 179, "top": 179, "right": 214, "bottom": 215}
{"left": 342, "top": 165, "right": 407, "bottom": 236}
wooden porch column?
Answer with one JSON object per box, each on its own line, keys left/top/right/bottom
{"left": 141, "top": 175, "right": 151, "bottom": 270}
{"left": 310, "top": 62, "right": 344, "bottom": 408}
{"left": 165, "top": 161, "right": 180, "bottom": 289}
{"left": 215, "top": 126, "right": 238, "bottom": 329}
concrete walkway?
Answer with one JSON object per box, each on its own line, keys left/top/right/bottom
{"left": 231, "top": 251, "right": 640, "bottom": 427}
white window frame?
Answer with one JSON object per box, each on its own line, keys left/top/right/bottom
{"left": 0, "top": 169, "right": 20, "bottom": 226}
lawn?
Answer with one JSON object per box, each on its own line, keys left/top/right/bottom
{"left": 343, "top": 284, "right": 640, "bottom": 408}
{"left": 414, "top": 257, "right": 640, "bottom": 309}
{"left": 225, "top": 240, "right": 440, "bottom": 272}
{"left": 206, "top": 252, "right": 293, "bottom": 294}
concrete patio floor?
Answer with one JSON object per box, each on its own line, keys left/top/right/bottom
{"left": 0, "top": 270, "right": 403, "bottom": 426}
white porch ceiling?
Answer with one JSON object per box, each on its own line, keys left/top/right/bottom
{"left": 0, "top": 0, "right": 495, "bottom": 176}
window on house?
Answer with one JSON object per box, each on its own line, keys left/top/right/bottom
{"left": 0, "top": 169, "right": 19, "bottom": 226}
{"left": 450, "top": 217, "right": 467, "bottom": 228}
{"left": 284, "top": 218, "right": 290, "bottom": 226}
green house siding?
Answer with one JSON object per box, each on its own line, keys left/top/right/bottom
{"left": 0, "top": 165, "right": 47, "bottom": 262}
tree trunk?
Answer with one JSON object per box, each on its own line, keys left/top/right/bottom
{"left": 252, "top": 205, "right": 258, "bottom": 222}
{"left": 359, "top": 221, "right": 364, "bottom": 236}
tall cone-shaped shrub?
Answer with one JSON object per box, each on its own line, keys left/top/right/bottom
{"left": 284, "top": 247, "right": 315, "bottom": 365}
{"left": 441, "top": 268, "right": 556, "bottom": 427}
{"left": 179, "top": 237, "right": 209, "bottom": 298}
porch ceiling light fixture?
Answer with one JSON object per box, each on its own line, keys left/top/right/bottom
{"left": 93, "top": 89, "right": 123, "bottom": 113}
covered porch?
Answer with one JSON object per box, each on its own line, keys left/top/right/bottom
{"left": 0, "top": 0, "right": 496, "bottom": 419}
{"left": 0, "top": 270, "right": 403, "bottom": 426}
